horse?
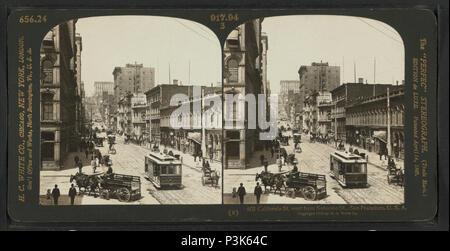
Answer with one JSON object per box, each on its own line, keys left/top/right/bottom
{"left": 70, "top": 173, "right": 100, "bottom": 196}
{"left": 70, "top": 172, "right": 91, "bottom": 193}
{"left": 209, "top": 170, "right": 221, "bottom": 188}
{"left": 255, "top": 171, "right": 277, "bottom": 193}
{"left": 272, "top": 174, "right": 287, "bottom": 196}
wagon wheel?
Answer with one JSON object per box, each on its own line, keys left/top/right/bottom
{"left": 387, "top": 174, "right": 392, "bottom": 185}
{"left": 117, "top": 187, "right": 131, "bottom": 202}
{"left": 292, "top": 187, "right": 302, "bottom": 198}
{"left": 302, "top": 186, "right": 317, "bottom": 201}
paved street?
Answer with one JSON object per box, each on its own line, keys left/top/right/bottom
{"left": 224, "top": 134, "right": 404, "bottom": 204}
{"left": 40, "top": 136, "right": 222, "bottom": 205}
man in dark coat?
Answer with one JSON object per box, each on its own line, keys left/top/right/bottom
{"left": 77, "top": 161, "right": 83, "bottom": 174}
{"left": 68, "top": 184, "right": 77, "bottom": 205}
{"left": 237, "top": 183, "right": 246, "bottom": 204}
{"left": 260, "top": 154, "right": 265, "bottom": 166}
{"left": 74, "top": 155, "right": 80, "bottom": 166}
{"left": 51, "top": 184, "right": 60, "bottom": 205}
{"left": 254, "top": 182, "right": 263, "bottom": 204}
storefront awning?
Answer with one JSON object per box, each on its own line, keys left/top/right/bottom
{"left": 373, "top": 131, "right": 387, "bottom": 143}
{"left": 187, "top": 132, "right": 202, "bottom": 145}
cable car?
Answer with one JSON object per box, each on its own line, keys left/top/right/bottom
{"left": 145, "top": 152, "right": 182, "bottom": 189}
{"left": 329, "top": 151, "right": 368, "bottom": 188}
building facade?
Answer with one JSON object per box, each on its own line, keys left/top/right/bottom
{"left": 330, "top": 82, "right": 403, "bottom": 142}
{"left": 113, "top": 63, "right": 155, "bottom": 104}
{"left": 345, "top": 86, "right": 405, "bottom": 159}
{"left": 279, "top": 80, "right": 301, "bottom": 122}
{"left": 94, "top": 81, "right": 114, "bottom": 97}
{"left": 223, "top": 19, "right": 267, "bottom": 169}
{"left": 40, "top": 20, "right": 80, "bottom": 170}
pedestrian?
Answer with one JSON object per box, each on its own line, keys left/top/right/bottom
{"left": 95, "top": 156, "right": 100, "bottom": 168}
{"left": 91, "top": 157, "right": 97, "bottom": 173}
{"left": 263, "top": 160, "right": 268, "bottom": 173}
{"left": 46, "top": 189, "right": 51, "bottom": 200}
{"left": 205, "top": 161, "right": 211, "bottom": 173}
{"left": 237, "top": 183, "right": 246, "bottom": 204}
{"left": 85, "top": 149, "right": 89, "bottom": 160}
{"left": 254, "top": 182, "right": 263, "bottom": 204}
{"left": 68, "top": 184, "right": 77, "bottom": 206}
{"left": 77, "top": 160, "right": 83, "bottom": 174}
{"left": 74, "top": 155, "right": 80, "bottom": 166}
{"left": 260, "top": 154, "right": 265, "bottom": 166}
{"left": 270, "top": 147, "right": 274, "bottom": 158}
{"left": 51, "top": 184, "right": 60, "bottom": 205}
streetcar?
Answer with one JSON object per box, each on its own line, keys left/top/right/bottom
{"left": 329, "top": 151, "right": 368, "bottom": 188}
{"left": 144, "top": 152, "right": 182, "bottom": 189}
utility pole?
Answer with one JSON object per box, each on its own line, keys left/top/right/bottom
{"left": 374, "top": 57, "right": 376, "bottom": 84}
{"left": 353, "top": 61, "right": 356, "bottom": 83}
{"left": 387, "top": 87, "right": 391, "bottom": 156}
{"left": 201, "top": 88, "right": 206, "bottom": 160}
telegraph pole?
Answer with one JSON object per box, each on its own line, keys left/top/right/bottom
{"left": 387, "top": 87, "right": 391, "bottom": 156}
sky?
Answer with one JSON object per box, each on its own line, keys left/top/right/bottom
{"left": 261, "top": 15, "right": 405, "bottom": 94}
{"left": 76, "top": 16, "right": 222, "bottom": 96}
{"left": 75, "top": 15, "right": 404, "bottom": 97}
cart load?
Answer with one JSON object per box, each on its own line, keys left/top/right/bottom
{"left": 99, "top": 173, "right": 141, "bottom": 202}
{"left": 285, "top": 172, "right": 327, "bottom": 200}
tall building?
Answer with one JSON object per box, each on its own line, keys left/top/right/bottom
{"left": 279, "top": 80, "right": 301, "bottom": 121}
{"left": 223, "top": 18, "right": 266, "bottom": 169}
{"left": 94, "top": 81, "right": 114, "bottom": 97}
{"left": 40, "top": 20, "right": 80, "bottom": 170}
{"left": 113, "top": 63, "right": 155, "bottom": 103}
{"left": 75, "top": 34, "right": 83, "bottom": 136}
{"left": 298, "top": 62, "right": 340, "bottom": 94}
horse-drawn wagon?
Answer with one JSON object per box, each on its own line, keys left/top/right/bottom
{"left": 387, "top": 158, "right": 404, "bottom": 187}
{"left": 285, "top": 172, "right": 327, "bottom": 200}
{"left": 70, "top": 172, "right": 141, "bottom": 202}
{"left": 255, "top": 170, "right": 327, "bottom": 201}
{"left": 201, "top": 168, "right": 220, "bottom": 187}
{"left": 99, "top": 173, "right": 141, "bottom": 202}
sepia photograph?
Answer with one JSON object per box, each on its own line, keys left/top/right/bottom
{"left": 39, "top": 16, "right": 223, "bottom": 205}
{"left": 222, "top": 15, "right": 405, "bottom": 205}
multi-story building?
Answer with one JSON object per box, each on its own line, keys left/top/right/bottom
{"left": 117, "top": 93, "right": 133, "bottom": 135}
{"left": 279, "top": 80, "right": 301, "bottom": 121}
{"left": 345, "top": 86, "right": 404, "bottom": 159}
{"left": 40, "top": 20, "right": 80, "bottom": 170}
{"left": 131, "top": 93, "right": 148, "bottom": 138}
{"left": 74, "top": 34, "right": 83, "bottom": 136}
{"left": 113, "top": 63, "right": 155, "bottom": 104}
{"left": 223, "top": 18, "right": 266, "bottom": 169}
{"left": 304, "top": 91, "right": 333, "bottom": 135}
{"left": 330, "top": 81, "right": 403, "bottom": 142}
{"left": 145, "top": 85, "right": 162, "bottom": 145}
{"left": 298, "top": 62, "right": 340, "bottom": 95}
{"left": 94, "top": 81, "right": 114, "bottom": 98}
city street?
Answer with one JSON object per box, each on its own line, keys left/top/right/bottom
{"left": 40, "top": 136, "right": 222, "bottom": 205}
{"left": 223, "top": 134, "right": 404, "bottom": 205}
